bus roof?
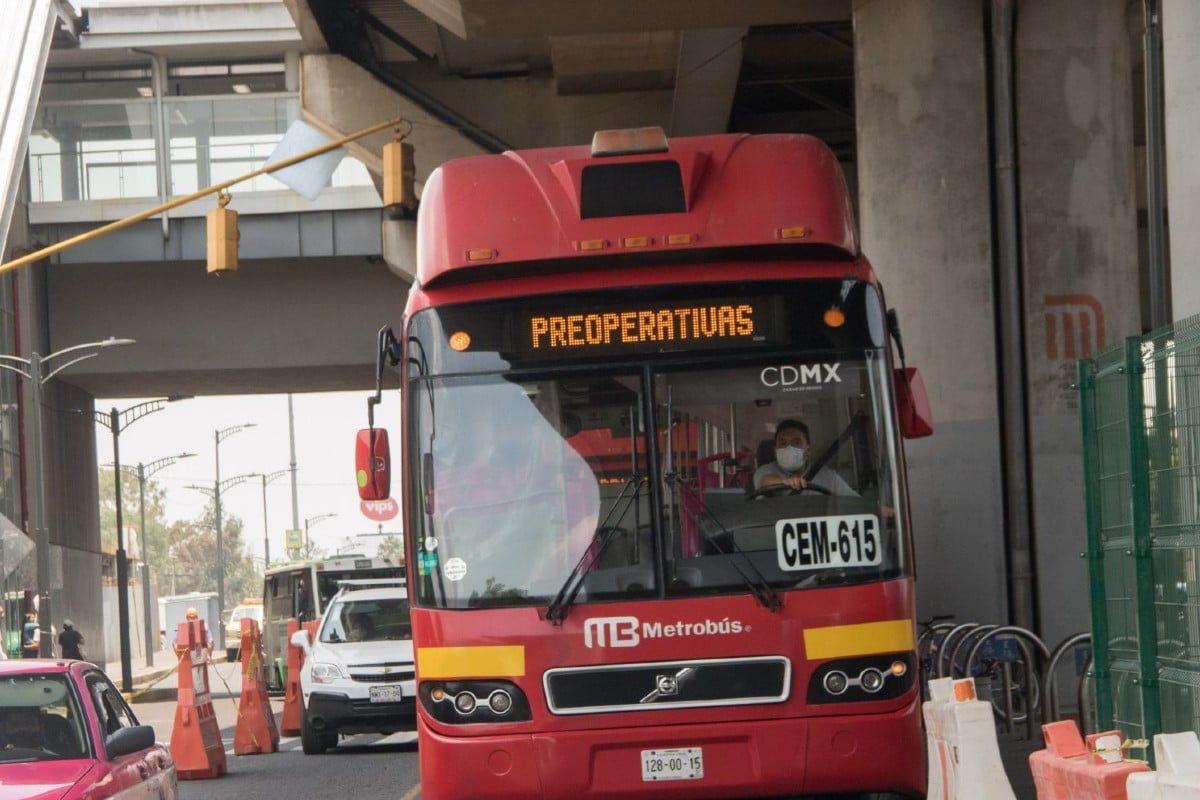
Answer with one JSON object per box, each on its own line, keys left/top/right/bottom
{"left": 416, "top": 130, "right": 858, "bottom": 289}
{"left": 263, "top": 555, "right": 401, "bottom": 575}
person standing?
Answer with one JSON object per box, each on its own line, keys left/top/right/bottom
{"left": 59, "top": 619, "right": 85, "bottom": 660}
{"left": 20, "top": 612, "right": 40, "bottom": 658}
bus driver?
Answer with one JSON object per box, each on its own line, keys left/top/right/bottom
{"left": 752, "top": 419, "right": 856, "bottom": 496}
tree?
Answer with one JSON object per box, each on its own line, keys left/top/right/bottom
{"left": 377, "top": 534, "right": 404, "bottom": 564}
{"left": 181, "top": 499, "right": 262, "bottom": 604}
{"left": 98, "top": 468, "right": 173, "bottom": 593}
{"left": 98, "top": 470, "right": 261, "bottom": 602}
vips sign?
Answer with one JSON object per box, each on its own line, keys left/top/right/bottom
{"left": 360, "top": 497, "right": 399, "bottom": 522}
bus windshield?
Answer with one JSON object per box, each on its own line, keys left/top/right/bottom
{"left": 407, "top": 281, "right": 908, "bottom": 611}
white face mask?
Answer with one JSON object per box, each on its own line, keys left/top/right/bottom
{"left": 775, "top": 445, "right": 807, "bottom": 472}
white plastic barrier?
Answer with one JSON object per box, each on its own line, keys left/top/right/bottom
{"left": 923, "top": 676, "right": 1017, "bottom": 800}
{"left": 1127, "top": 731, "right": 1200, "bottom": 800}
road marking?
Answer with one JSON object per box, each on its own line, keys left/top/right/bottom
{"left": 399, "top": 783, "right": 422, "bottom": 800}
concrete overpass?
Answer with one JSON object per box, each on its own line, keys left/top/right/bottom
{"left": 7, "top": 0, "right": 1200, "bottom": 662}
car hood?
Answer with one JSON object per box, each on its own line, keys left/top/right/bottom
{"left": 0, "top": 760, "right": 96, "bottom": 800}
{"left": 311, "top": 638, "right": 414, "bottom": 667}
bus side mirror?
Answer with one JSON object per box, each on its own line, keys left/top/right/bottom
{"left": 356, "top": 428, "right": 392, "bottom": 500}
{"left": 894, "top": 367, "right": 933, "bottom": 439}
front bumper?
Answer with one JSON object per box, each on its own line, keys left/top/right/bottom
{"left": 306, "top": 690, "right": 418, "bottom": 736}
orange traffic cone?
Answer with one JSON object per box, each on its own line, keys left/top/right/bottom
{"left": 234, "top": 618, "right": 280, "bottom": 754}
{"left": 169, "top": 619, "right": 227, "bottom": 779}
{"left": 280, "top": 619, "right": 305, "bottom": 736}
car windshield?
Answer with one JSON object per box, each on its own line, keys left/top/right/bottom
{"left": 232, "top": 606, "right": 262, "bottom": 623}
{"left": 409, "top": 345, "right": 907, "bottom": 611}
{"left": 0, "top": 674, "right": 90, "bottom": 761}
{"left": 320, "top": 597, "right": 413, "bottom": 643}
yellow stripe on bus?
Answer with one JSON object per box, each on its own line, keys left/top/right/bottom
{"left": 803, "top": 619, "right": 914, "bottom": 660}
{"left": 417, "top": 645, "right": 526, "bottom": 678}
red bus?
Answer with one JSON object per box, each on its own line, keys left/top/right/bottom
{"left": 358, "top": 127, "right": 933, "bottom": 799}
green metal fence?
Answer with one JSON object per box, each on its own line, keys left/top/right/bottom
{"left": 1078, "top": 317, "right": 1200, "bottom": 745}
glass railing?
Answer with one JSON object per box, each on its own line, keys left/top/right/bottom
{"left": 29, "top": 93, "right": 374, "bottom": 207}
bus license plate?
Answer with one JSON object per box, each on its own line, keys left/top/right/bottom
{"left": 641, "top": 747, "right": 703, "bottom": 781}
{"left": 369, "top": 685, "right": 403, "bottom": 703}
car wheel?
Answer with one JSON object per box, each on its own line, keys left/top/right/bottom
{"left": 300, "top": 710, "right": 328, "bottom": 755}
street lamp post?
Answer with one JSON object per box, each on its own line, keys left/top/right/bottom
{"left": 0, "top": 337, "right": 135, "bottom": 660}
{"left": 188, "top": 436, "right": 255, "bottom": 647}
{"left": 121, "top": 452, "right": 195, "bottom": 668}
{"left": 94, "top": 396, "right": 190, "bottom": 691}
{"left": 257, "top": 470, "right": 289, "bottom": 567}
{"left": 304, "top": 513, "right": 338, "bottom": 556}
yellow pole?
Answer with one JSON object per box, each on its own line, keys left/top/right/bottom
{"left": 0, "top": 117, "right": 404, "bottom": 276}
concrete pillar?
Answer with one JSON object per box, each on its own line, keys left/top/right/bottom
{"left": 854, "top": 0, "right": 1006, "bottom": 625}
{"left": 1163, "top": 0, "right": 1200, "bottom": 317}
{"left": 1016, "top": 0, "right": 1140, "bottom": 646}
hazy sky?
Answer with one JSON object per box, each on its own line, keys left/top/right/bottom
{"left": 92, "top": 390, "right": 401, "bottom": 565}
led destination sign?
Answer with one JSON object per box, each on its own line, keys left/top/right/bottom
{"left": 520, "top": 297, "right": 781, "bottom": 356}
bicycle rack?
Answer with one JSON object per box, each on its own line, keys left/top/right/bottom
{"left": 936, "top": 622, "right": 984, "bottom": 678}
{"left": 964, "top": 625, "right": 1051, "bottom": 739}
{"left": 1040, "top": 632, "right": 1092, "bottom": 726}
{"left": 945, "top": 624, "right": 999, "bottom": 679}
{"left": 917, "top": 619, "right": 958, "bottom": 700}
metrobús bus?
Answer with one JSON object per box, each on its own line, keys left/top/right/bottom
{"left": 261, "top": 555, "right": 404, "bottom": 690}
{"left": 357, "top": 127, "right": 934, "bottom": 799}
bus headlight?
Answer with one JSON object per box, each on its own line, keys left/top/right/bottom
{"left": 807, "top": 653, "right": 916, "bottom": 704}
{"left": 420, "top": 680, "right": 532, "bottom": 724}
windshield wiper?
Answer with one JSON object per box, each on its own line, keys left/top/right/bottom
{"left": 545, "top": 475, "right": 647, "bottom": 625}
{"left": 678, "top": 479, "right": 781, "bottom": 612}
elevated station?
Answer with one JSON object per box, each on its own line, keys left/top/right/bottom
{"left": 0, "top": 0, "right": 1197, "bottom": 684}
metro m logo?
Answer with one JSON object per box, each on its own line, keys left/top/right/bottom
{"left": 583, "top": 616, "right": 640, "bottom": 648}
{"left": 1044, "top": 294, "right": 1105, "bottom": 360}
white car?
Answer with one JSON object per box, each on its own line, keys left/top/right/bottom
{"left": 290, "top": 579, "right": 415, "bottom": 754}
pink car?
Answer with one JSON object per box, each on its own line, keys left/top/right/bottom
{"left": 0, "top": 659, "right": 176, "bottom": 799}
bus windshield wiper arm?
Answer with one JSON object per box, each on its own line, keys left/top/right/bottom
{"left": 545, "top": 475, "right": 646, "bottom": 625}
{"left": 681, "top": 481, "right": 781, "bottom": 612}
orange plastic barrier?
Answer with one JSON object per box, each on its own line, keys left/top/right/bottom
{"left": 280, "top": 618, "right": 305, "bottom": 736}
{"left": 233, "top": 617, "right": 280, "bottom": 755}
{"left": 168, "top": 619, "right": 227, "bottom": 780}
{"left": 1029, "top": 720, "right": 1150, "bottom": 800}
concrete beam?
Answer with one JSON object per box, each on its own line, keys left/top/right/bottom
{"left": 300, "top": 53, "right": 488, "bottom": 185}
{"left": 46, "top": 254, "right": 409, "bottom": 397}
{"left": 550, "top": 31, "right": 678, "bottom": 94}
{"left": 403, "top": 0, "right": 849, "bottom": 40}
{"left": 670, "top": 27, "right": 746, "bottom": 136}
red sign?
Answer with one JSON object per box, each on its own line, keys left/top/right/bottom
{"left": 360, "top": 497, "right": 399, "bottom": 521}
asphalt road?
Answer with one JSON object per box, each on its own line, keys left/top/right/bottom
{"left": 131, "top": 660, "right": 422, "bottom": 799}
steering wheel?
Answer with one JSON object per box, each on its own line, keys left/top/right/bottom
{"left": 745, "top": 482, "right": 831, "bottom": 500}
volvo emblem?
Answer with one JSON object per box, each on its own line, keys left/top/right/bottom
{"left": 640, "top": 666, "right": 696, "bottom": 703}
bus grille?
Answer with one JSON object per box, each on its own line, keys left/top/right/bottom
{"left": 543, "top": 656, "right": 790, "bottom": 715}
{"left": 349, "top": 666, "right": 416, "bottom": 683}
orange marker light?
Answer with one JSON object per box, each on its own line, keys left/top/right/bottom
{"left": 823, "top": 307, "right": 846, "bottom": 328}
{"left": 778, "top": 226, "right": 809, "bottom": 240}
{"left": 890, "top": 660, "right": 908, "bottom": 677}
{"left": 466, "top": 248, "right": 496, "bottom": 261}
{"left": 431, "top": 687, "right": 446, "bottom": 702}
{"left": 622, "top": 236, "right": 651, "bottom": 248}
{"left": 578, "top": 239, "right": 607, "bottom": 251}
{"left": 449, "top": 331, "right": 471, "bottom": 351}
{"left": 666, "top": 233, "right": 695, "bottom": 246}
